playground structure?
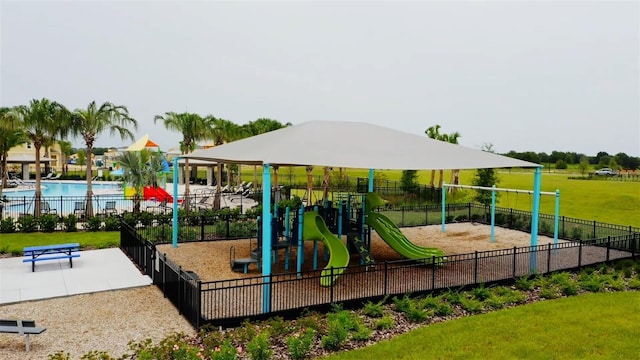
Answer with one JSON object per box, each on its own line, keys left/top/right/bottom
{"left": 441, "top": 183, "right": 560, "bottom": 246}
{"left": 230, "top": 191, "right": 447, "bottom": 287}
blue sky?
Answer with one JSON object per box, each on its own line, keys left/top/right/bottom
{"left": 1, "top": 1, "right": 638, "bottom": 156}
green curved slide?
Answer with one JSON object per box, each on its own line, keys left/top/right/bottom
{"left": 365, "top": 193, "right": 446, "bottom": 264}
{"left": 303, "top": 211, "right": 350, "bottom": 287}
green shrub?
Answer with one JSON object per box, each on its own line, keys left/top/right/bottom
{"left": 321, "top": 319, "right": 348, "bottom": 350}
{"left": 442, "top": 290, "right": 464, "bottom": 305}
{"left": 179, "top": 227, "right": 197, "bottom": 241}
{"left": 484, "top": 296, "right": 507, "bottom": 310}
{"left": 393, "top": 294, "right": 412, "bottom": 313}
{"left": 420, "top": 295, "right": 440, "bottom": 310}
{"left": 103, "top": 217, "right": 120, "bottom": 231}
{"left": 264, "top": 316, "right": 288, "bottom": 337}
{"left": 362, "top": 300, "right": 384, "bottom": 318}
{"left": 435, "top": 303, "right": 454, "bottom": 316}
{"left": 571, "top": 226, "right": 583, "bottom": 240}
{"left": 628, "top": 278, "right": 640, "bottom": 289}
{"left": 209, "top": 340, "right": 238, "bottom": 360}
{"left": 38, "top": 214, "right": 58, "bottom": 232}
{"left": 560, "top": 282, "right": 580, "bottom": 296}
{"left": 86, "top": 216, "right": 103, "bottom": 232}
{"left": 405, "top": 305, "right": 431, "bottom": 323}
{"left": 0, "top": 217, "right": 17, "bottom": 233}
{"left": 471, "top": 284, "right": 492, "bottom": 301}
{"left": 48, "top": 351, "right": 71, "bottom": 360}
{"left": 460, "top": 298, "right": 483, "bottom": 313}
{"left": 351, "top": 323, "right": 373, "bottom": 342}
{"left": 246, "top": 333, "right": 272, "bottom": 360}
{"left": 233, "top": 319, "right": 258, "bottom": 344}
{"left": 296, "top": 310, "right": 323, "bottom": 333}
{"left": 79, "top": 350, "right": 117, "bottom": 360}
{"left": 63, "top": 214, "right": 78, "bottom": 232}
{"left": 540, "top": 286, "right": 560, "bottom": 299}
{"left": 17, "top": 215, "right": 38, "bottom": 233}
{"left": 375, "top": 314, "right": 395, "bottom": 330}
{"left": 286, "top": 328, "right": 314, "bottom": 360}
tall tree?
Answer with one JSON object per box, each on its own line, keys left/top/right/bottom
{"left": 472, "top": 143, "right": 500, "bottom": 206}
{"left": 0, "top": 107, "right": 25, "bottom": 195}
{"left": 117, "top": 150, "right": 163, "bottom": 213}
{"left": 58, "top": 140, "right": 73, "bottom": 175}
{"left": 425, "top": 125, "right": 441, "bottom": 187}
{"left": 154, "top": 112, "right": 214, "bottom": 211}
{"left": 441, "top": 131, "right": 462, "bottom": 190}
{"left": 16, "top": 98, "right": 70, "bottom": 216}
{"left": 69, "top": 101, "right": 137, "bottom": 217}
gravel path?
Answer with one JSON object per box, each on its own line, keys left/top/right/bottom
{"left": 0, "top": 286, "right": 195, "bottom": 359}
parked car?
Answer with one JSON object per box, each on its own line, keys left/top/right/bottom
{"left": 595, "top": 168, "right": 617, "bottom": 176}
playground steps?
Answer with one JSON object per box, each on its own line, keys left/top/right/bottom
{"left": 347, "top": 233, "right": 374, "bottom": 266}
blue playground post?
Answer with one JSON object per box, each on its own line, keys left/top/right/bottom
{"left": 172, "top": 157, "right": 179, "bottom": 248}
{"left": 337, "top": 203, "right": 343, "bottom": 238}
{"left": 529, "top": 166, "right": 543, "bottom": 273}
{"left": 297, "top": 207, "right": 304, "bottom": 276}
{"left": 262, "top": 164, "right": 272, "bottom": 313}
{"left": 441, "top": 182, "right": 446, "bottom": 233}
{"left": 368, "top": 169, "right": 374, "bottom": 192}
{"left": 490, "top": 185, "right": 496, "bottom": 243}
{"left": 285, "top": 207, "right": 291, "bottom": 239}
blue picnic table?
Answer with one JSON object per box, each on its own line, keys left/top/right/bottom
{"left": 23, "top": 243, "right": 80, "bottom": 272}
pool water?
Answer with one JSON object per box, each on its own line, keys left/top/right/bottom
{"left": 5, "top": 181, "right": 122, "bottom": 198}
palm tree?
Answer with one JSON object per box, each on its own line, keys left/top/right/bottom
{"left": 117, "top": 150, "right": 162, "bottom": 213}
{"left": 69, "top": 101, "right": 138, "bottom": 217}
{"left": 441, "top": 131, "right": 462, "bottom": 190}
{"left": 154, "top": 112, "right": 214, "bottom": 211}
{"left": 58, "top": 140, "right": 73, "bottom": 175}
{"left": 16, "top": 99, "right": 70, "bottom": 216}
{"left": 0, "top": 107, "right": 25, "bottom": 195}
{"left": 425, "top": 125, "right": 442, "bottom": 187}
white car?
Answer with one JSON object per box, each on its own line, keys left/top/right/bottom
{"left": 595, "top": 168, "right": 616, "bottom": 176}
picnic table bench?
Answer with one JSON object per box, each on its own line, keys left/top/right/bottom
{"left": 23, "top": 243, "right": 80, "bottom": 272}
{"left": 0, "top": 319, "right": 46, "bottom": 351}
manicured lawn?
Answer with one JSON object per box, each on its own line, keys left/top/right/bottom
{"left": 325, "top": 292, "right": 640, "bottom": 360}
{"left": 0, "top": 231, "right": 120, "bottom": 255}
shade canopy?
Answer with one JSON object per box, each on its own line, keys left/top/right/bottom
{"left": 185, "top": 121, "right": 539, "bottom": 170}
{"left": 127, "top": 134, "right": 160, "bottom": 151}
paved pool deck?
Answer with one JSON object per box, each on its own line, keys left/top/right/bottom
{"left": 0, "top": 248, "right": 152, "bottom": 305}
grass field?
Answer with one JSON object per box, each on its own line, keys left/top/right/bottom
{"left": 0, "top": 231, "right": 120, "bottom": 255}
{"left": 325, "top": 292, "right": 640, "bottom": 360}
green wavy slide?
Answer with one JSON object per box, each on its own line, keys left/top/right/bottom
{"left": 365, "top": 193, "right": 446, "bottom": 263}
{"left": 303, "top": 211, "right": 350, "bottom": 287}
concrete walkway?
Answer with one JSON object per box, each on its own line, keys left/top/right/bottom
{"left": 0, "top": 248, "right": 152, "bottom": 305}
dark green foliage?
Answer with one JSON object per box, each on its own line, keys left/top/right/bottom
{"left": 571, "top": 226, "right": 583, "bottom": 240}
{"left": 375, "top": 314, "right": 395, "bottom": 330}
{"left": 86, "top": 216, "right": 103, "bottom": 232}
{"left": 393, "top": 294, "right": 412, "bottom": 313}
{"left": 63, "top": 214, "right": 78, "bottom": 232}
{"left": 321, "top": 319, "right": 349, "bottom": 350}
{"left": 400, "top": 170, "right": 419, "bottom": 194}
{"left": 515, "top": 276, "right": 535, "bottom": 291}
{"left": 472, "top": 168, "right": 500, "bottom": 206}
{"left": 17, "top": 215, "right": 37, "bottom": 233}
{"left": 362, "top": 300, "right": 384, "bottom": 318}
{"left": 103, "top": 217, "right": 120, "bottom": 231}
{"left": 471, "top": 284, "right": 492, "bottom": 301}
{"left": 246, "top": 332, "right": 272, "bottom": 360}
{"left": 0, "top": 217, "right": 17, "bottom": 233}
{"left": 460, "top": 298, "right": 484, "bottom": 313}
{"left": 141, "top": 224, "right": 172, "bottom": 244}
{"left": 286, "top": 328, "right": 314, "bottom": 360}
{"left": 39, "top": 214, "right": 58, "bottom": 232}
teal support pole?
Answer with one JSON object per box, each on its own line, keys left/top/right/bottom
{"left": 337, "top": 203, "right": 343, "bottom": 238}
{"left": 441, "top": 182, "right": 447, "bottom": 232}
{"left": 172, "top": 157, "right": 179, "bottom": 248}
{"left": 490, "top": 185, "right": 496, "bottom": 243}
{"left": 554, "top": 189, "right": 560, "bottom": 248}
{"left": 261, "top": 164, "right": 272, "bottom": 313}
{"left": 368, "top": 169, "right": 374, "bottom": 192}
{"left": 530, "top": 167, "right": 543, "bottom": 273}
{"left": 297, "top": 207, "right": 304, "bottom": 276}
{"left": 273, "top": 205, "right": 279, "bottom": 263}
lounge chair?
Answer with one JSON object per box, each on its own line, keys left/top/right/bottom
{"left": 43, "top": 173, "right": 54, "bottom": 180}
{"left": 40, "top": 201, "right": 57, "bottom": 215}
{"left": 73, "top": 201, "right": 86, "bottom": 218}
{"left": 101, "top": 201, "right": 118, "bottom": 217}
{"left": 51, "top": 173, "right": 61, "bottom": 180}
{"left": 146, "top": 199, "right": 172, "bottom": 214}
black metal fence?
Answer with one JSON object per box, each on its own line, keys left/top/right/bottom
{"left": 120, "top": 203, "right": 640, "bottom": 329}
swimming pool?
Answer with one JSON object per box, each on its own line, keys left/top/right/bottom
{"left": 5, "top": 181, "right": 122, "bottom": 198}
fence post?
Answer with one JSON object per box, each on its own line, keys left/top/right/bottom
{"left": 474, "top": 251, "right": 478, "bottom": 284}
{"left": 606, "top": 236, "right": 611, "bottom": 263}
{"left": 330, "top": 267, "right": 334, "bottom": 305}
{"left": 431, "top": 256, "right": 436, "bottom": 290}
{"left": 468, "top": 203, "right": 471, "bottom": 222}
{"left": 178, "top": 266, "right": 182, "bottom": 315}
{"left": 226, "top": 216, "right": 231, "bottom": 239}
{"left": 162, "top": 253, "right": 167, "bottom": 296}
{"left": 401, "top": 206, "right": 405, "bottom": 227}
{"left": 547, "top": 245, "right": 552, "bottom": 273}
{"left": 200, "top": 215, "right": 205, "bottom": 241}
{"left": 425, "top": 205, "right": 428, "bottom": 226}
{"left": 196, "top": 280, "right": 201, "bottom": 329}
{"left": 512, "top": 247, "right": 517, "bottom": 278}
{"left": 562, "top": 216, "right": 565, "bottom": 238}
{"left": 383, "top": 261, "right": 388, "bottom": 296}
{"left": 578, "top": 241, "right": 583, "bottom": 268}
{"left": 593, "top": 221, "right": 597, "bottom": 239}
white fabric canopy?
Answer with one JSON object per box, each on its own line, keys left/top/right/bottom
{"left": 185, "top": 120, "right": 539, "bottom": 170}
